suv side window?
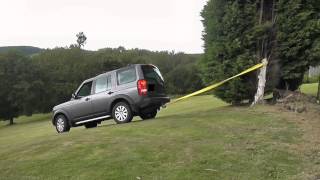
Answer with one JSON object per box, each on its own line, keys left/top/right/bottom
{"left": 77, "top": 81, "right": 93, "bottom": 97}
{"left": 117, "top": 67, "right": 136, "bottom": 85}
{"left": 95, "top": 75, "right": 112, "bottom": 94}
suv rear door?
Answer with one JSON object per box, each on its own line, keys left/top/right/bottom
{"left": 141, "top": 65, "right": 166, "bottom": 97}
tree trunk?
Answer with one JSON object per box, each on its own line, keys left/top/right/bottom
{"left": 317, "top": 76, "right": 320, "bottom": 102}
{"left": 252, "top": 59, "right": 268, "bottom": 106}
{"left": 259, "top": 0, "right": 264, "bottom": 24}
{"left": 252, "top": 1, "right": 267, "bottom": 106}
{"left": 9, "top": 117, "right": 14, "bottom": 125}
{"left": 256, "top": 0, "right": 265, "bottom": 60}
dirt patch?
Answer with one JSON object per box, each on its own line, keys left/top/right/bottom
{"left": 261, "top": 93, "right": 320, "bottom": 179}
{"left": 273, "top": 90, "right": 319, "bottom": 113}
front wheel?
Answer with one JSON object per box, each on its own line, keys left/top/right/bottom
{"left": 140, "top": 110, "right": 157, "bottom": 120}
{"left": 55, "top": 115, "right": 70, "bottom": 133}
{"left": 112, "top": 102, "right": 133, "bottom": 124}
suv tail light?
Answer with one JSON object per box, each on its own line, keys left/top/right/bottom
{"left": 137, "top": 79, "right": 148, "bottom": 96}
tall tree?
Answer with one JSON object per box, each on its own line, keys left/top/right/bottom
{"left": 201, "top": 0, "right": 263, "bottom": 104}
{"left": 276, "top": 0, "right": 320, "bottom": 90}
{"left": 76, "top": 32, "right": 87, "bottom": 48}
{"left": 201, "top": 0, "right": 320, "bottom": 104}
{"left": 252, "top": 0, "right": 277, "bottom": 105}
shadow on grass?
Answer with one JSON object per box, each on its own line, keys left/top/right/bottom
{"left": 0, "top": 123, "right": 17, "bottom": 129}
{"left": 96, "top": 105, "right": 236, "bottom": 130}
{"left": 0, "top": 115, "right": 51, "bottom": 130}
{"left": 98, "top": 118, "right": 148, "bottom": 129}
{"left": 0, "top": 105, "right": 238, "bottom": 131}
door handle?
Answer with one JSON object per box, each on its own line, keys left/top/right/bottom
{"left": 85, "top": 97, "right": 91, "bottom": 101}
{"left": 108, "top": 91, "right": 114, "bottom": 95}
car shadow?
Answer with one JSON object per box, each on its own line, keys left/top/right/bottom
{"left": 97, "top": 118, "right": 147, "bottom": 128}
{"left": 95, "top": 106, "right": 233, "bottom": 129}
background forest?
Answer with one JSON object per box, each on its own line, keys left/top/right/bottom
{"left": 0, "top": 46, "right": 203, "bottom": 123}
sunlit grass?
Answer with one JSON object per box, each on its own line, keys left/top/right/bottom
{"left": 301, "top": 83, "right": 319, "bottom": 96}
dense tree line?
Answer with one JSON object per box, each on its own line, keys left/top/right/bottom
{"left": 0, "top": 47, "right": 203, "bottom": 124}
{"left": 201, "top": 0, "right": 320, "bottom": 104}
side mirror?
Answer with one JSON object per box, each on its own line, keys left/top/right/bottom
{"left": 71, "top": 93, "right": 76, "bottom": 100}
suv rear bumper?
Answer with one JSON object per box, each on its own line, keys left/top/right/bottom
{"left": 139, "top": 96, "right": 170, "bottom": 110}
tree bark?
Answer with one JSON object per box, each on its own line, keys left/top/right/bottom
{"left": 9, "top": 117, "right": 14, "bottom": 125}
{"left": 257, "top": 0, "right": 265, "bottom": 60}
{"left": 317, "top": 76, "right": 320, "bottom": 102}
{"left": 259, "top": 0, "right": 264, "bottom": 24}
{"left": 252, "top": 59, "right": 268, "bottom": 106}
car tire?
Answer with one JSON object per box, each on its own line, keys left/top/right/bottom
{"left": 140, "top": 109, "right": 157, "bottom": 120}
{"left": 112, "top": 102, "right": 133, "bottom": 124}
{"left": 84, "top": 122, "right": 98, "bottom": 129}
{"left": 55, "top": 115, "right": 70, "bottom": 133}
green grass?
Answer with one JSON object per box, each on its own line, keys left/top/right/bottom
{"left": 0, "top": 96, "right": 305, "bottom": 179}
{"left": 301, "top": 83, "right": 319, "bottom": 96}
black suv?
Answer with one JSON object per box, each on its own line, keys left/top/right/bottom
{"left": 52, "top": 64, "right": 170, "bottom": 133}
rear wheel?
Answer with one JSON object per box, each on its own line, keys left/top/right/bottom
{"left": 140, "top": 109, "right": 157, "bottom": 120}
{"left": 84, "top": 122, "right": 98, "bottom": 129}
{"left": 112, "top": 102, "right": 133, "bottom": 124}
{"left": 55, "top": 115, "right": 70, "bottom": 133}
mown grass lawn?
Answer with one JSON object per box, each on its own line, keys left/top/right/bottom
{"left": 301, "top": 83, "right": 319, "bottom": 96}
{"left": 0, "top": 95, "right": 317, "bottom": 180}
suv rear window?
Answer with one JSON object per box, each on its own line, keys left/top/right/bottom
{"left": 117, "top": 67, "right": 137, "bottom": 85}
{"left": 142, "top": 65, "right": 164, "bottom": 82}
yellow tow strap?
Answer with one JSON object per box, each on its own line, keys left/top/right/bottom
{"left": 170, "top": 62, "right": 266, "bottom": 104}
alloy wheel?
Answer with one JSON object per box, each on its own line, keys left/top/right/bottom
{"left": 56, "top": 118, "right": 65, "bottom": 132}
{"left": 115, "top": 105, "right": 128, "bottom": 122}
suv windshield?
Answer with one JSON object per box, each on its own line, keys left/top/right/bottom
{"left": 142, "top": 65, "right": 164, "bottom": 83}
{"left": 77, "top": 81, "right": 93, "bottom": 97}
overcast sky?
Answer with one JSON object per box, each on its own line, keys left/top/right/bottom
{"left": 0, "top": 0, "right": 207, "bottom": 53}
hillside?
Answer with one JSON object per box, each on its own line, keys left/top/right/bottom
{"left": 0, "top": 46, "right": 43, "bottom": 56}
{"left": 1, "top": 95, "right": 320, "bottom": 179}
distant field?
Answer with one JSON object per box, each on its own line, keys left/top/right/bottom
{"left": 301, "top": 83, "right": 319, "bottom": 96}
{"left": 0, "top": 95, "right": 320, "bottom": 179}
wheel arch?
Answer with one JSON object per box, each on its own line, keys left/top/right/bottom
{"left": 110, "top": 95, "right": 137, "bottom": 114}
{"left": 52, "top": 110, "right": 71, "bottom": 126}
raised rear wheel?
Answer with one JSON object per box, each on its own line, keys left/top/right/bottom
{"left": 140, "top": 109, "right": 157, "bottom": 120}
